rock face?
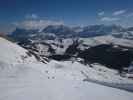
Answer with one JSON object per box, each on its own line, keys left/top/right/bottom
{"left": 49, "top": 54, "right": 71, "bottom": 61}
{"left": 78, "top": 44, "right": 133, "bottom": 73}
{"left": 65, "top": 39, "right": 80, "bottom": 55}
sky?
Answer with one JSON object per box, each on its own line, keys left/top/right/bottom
{"left": 1, "top": 0, "right": 133, "bottom": 33}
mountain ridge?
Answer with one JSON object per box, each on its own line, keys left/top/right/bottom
{"left": 9, "top": 24, "right": 133, "bottom": 40}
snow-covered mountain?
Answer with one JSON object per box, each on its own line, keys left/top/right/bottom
{"left": 0, "top": 36, "right": 133, "bottom": 100}
{"left": 112, "top": 30, "right": 133, "bottom": 40}
{"left": 42, "top": 25, "right": 77, "bottom": 37}
{"left": 9, "top": 24, "right": 133, "bottom": 41}
{"left": 9, "top": 24, "right": 133, "bottom": 65}
{"left": 9, "top": 23, "right": 133, "bottom": 63}
{"left": 3, "top": 23, "right": 133, "bottom": 99}
{"left": 78, "top": 24, "right": 123, "bottom": 37}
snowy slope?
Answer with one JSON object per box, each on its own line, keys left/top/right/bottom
{"left": 0, "top": 60, "right": 133, "bottom": 100}
{"left": 80, "top": 35, "right": 133, "bottom": 48}
{"left": 112, "top": 31, "right": 133, "bottom": 40}
{"left": 94, "top": 35, "right": 133, "bottom": 48}
{"left": 0, "top": 37, "right": 133, "bottom": 100}
{"left": 0, "top": 37, "right": 36, "bottom": 64}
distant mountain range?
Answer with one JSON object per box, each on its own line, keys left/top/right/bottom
{"left": 9, "top": 24, "right": 133, "bottom": 41}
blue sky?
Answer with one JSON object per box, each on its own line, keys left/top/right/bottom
{"left": 0, "top": 0, "right": 133, "bottom": 33}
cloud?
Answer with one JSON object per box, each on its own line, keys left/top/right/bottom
{"left": 98, "top": 11, "right": 105, "bottom": 16}
{"left": 113, "top": 10, "right": 126, "bottom": 16}
{"left": 101, "top": 17, "right": 120, "bottom": 22}
{"left": 126, "top": 13, "right": 133, "bottom": 17}
{"left": 13, "top": 19, "right": 64, "bottom": 30}
{"left": 25, "top": 14, "right": 39, "bottom": 19}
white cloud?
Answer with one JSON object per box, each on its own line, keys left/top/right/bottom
{"left": 25, "top": 14, "right": 39, "bottom": 19}
{"left": 101, "top": 17, "right": 120, "bottom": 22}
{"left": 113, "top": 10, "right": 126, "bottom": 16}
{"left": 98, "top": 11, "right": 105, "bottom": 16}
{"left": 13, "top": 19, "right": 64, "bottom": 30}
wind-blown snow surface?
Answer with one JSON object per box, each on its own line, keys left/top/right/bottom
{"left": 0, "top": 37, "right": 133, "bottom": 100}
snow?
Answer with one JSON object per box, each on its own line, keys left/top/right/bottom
{"left": 0, "top": 37, "right": 133, "bottom": 100}
{"left": 94, "top": 35, "right": 133, "bottom": 47}
{"left": 79, "top": 35, "right": 133, "bottom": 48}
{"left": 21, "top": 35, "right": 133, "bottom": 58}
{"left": 0, "top": 37, "right": 36, "bottom": 64}
{"left": 46, "top": 38, "right": 73, "bottom": 54}
{"left": 112, "top": 31, "right": 133, "bottom": 40}
{"left": 0, "top": 61, "right": 133, "bottom": 100}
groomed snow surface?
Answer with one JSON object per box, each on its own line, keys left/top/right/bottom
{"left": 0, "top": 37, "right": 133, "bottom": 100}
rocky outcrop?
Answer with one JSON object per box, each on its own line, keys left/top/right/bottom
{"left": 78, "top": 44, "right": 133, "bottom": 73}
